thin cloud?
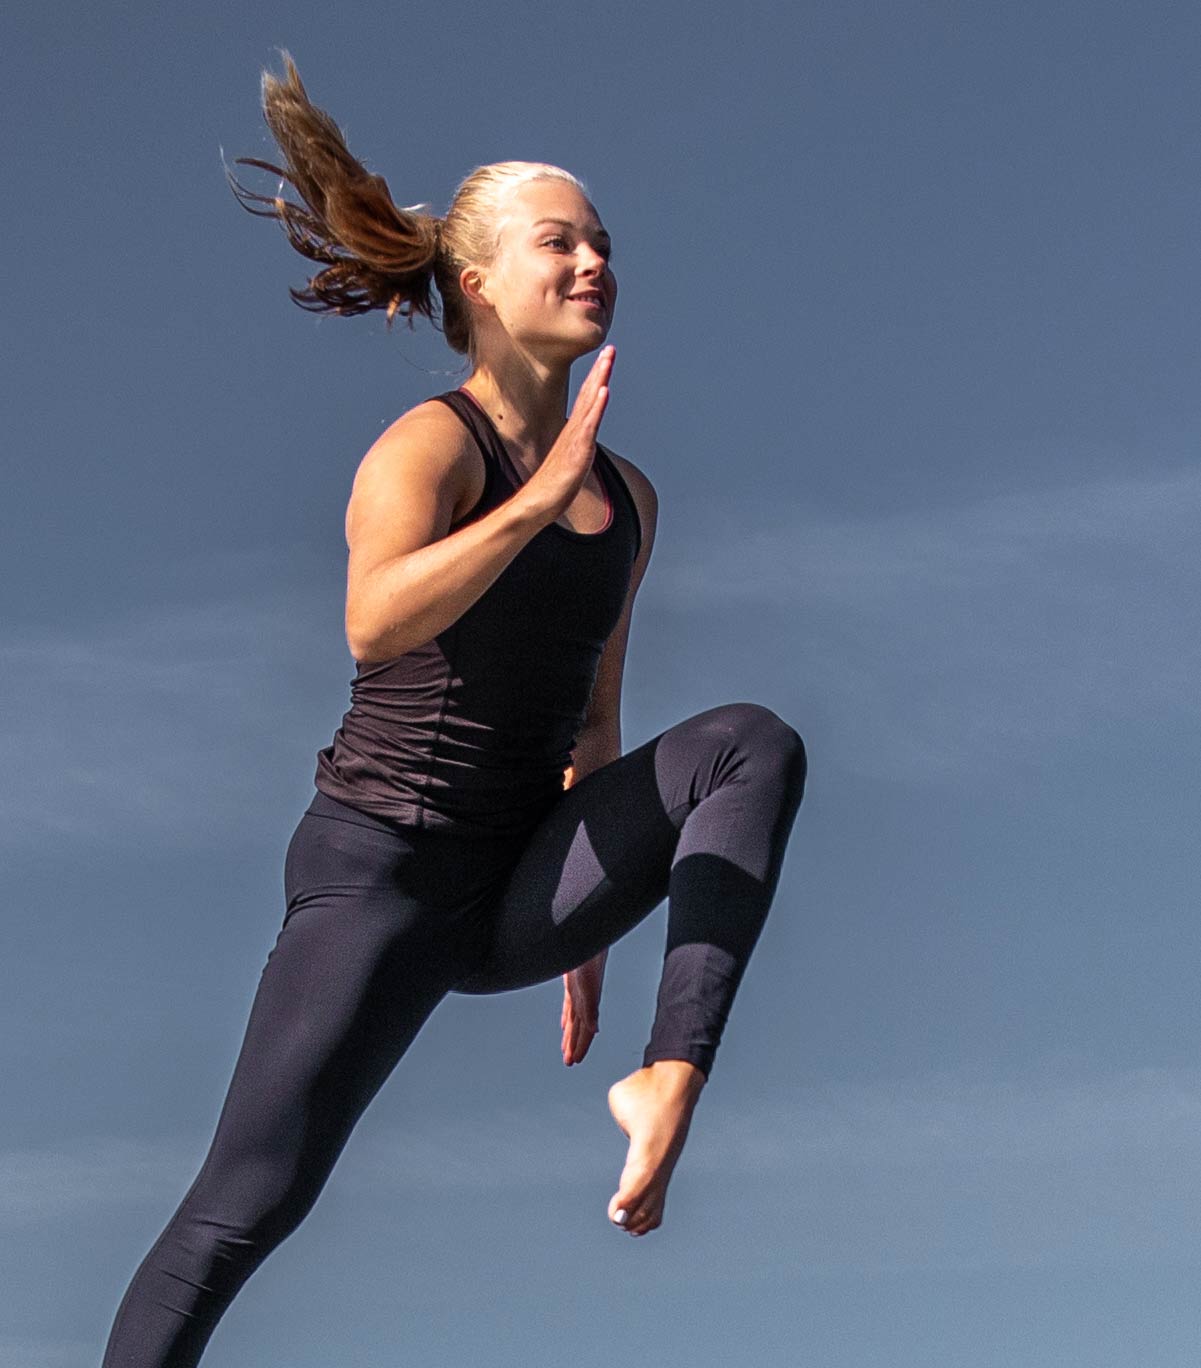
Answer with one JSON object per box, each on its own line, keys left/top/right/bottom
{"left": 15, "top": 1068, "right": 1201, "bottom": 1270}
{"left": 0, "top": 1137, "right": 199, "bottom": 1222}
{"left": 0, "top": 1338, "right": 92, "bottom": 1368}
{"left": 350, "top": 1065, "right": 1201, "bottom": 1185}
{"left": 650, "top": 467, "right": 1201, "bottom": 778}
{"left": 0, "top": 580, "right": 346, "bottom": 852}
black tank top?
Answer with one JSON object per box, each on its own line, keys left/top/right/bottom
{"left": 313, "top": 388, "right": 643, "bottom": 836}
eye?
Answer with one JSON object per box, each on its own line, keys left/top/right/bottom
{"left": 542, "top": 234, "right": 570, "bottom": 250}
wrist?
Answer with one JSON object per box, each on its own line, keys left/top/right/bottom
{"left": 509, "top": 486, "right": 559, "bottom": 533}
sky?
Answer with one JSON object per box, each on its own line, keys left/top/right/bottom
{"left": 3, "top": 1, "right": 1200, "bottom": 1364}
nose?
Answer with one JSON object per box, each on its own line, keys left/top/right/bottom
{"left": 577, "top": 243, "right": 609, "bottom": 276}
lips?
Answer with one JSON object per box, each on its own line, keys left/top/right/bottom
{"left": 568, "top": 292, "right": 606, "bottom": 311}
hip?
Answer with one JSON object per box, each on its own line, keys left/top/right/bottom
{"left": 283, "top": 788, "right": 536, "bottom": 929}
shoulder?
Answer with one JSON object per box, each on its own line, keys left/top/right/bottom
{"left": 601, "top": 447, "right": 659, "bottom": 554}
{"left": 349, "top": 397, "right": 480, "bottom": 503}
{"left": 358, "top": 397, "right": 476, "bottom": 477}
{"left": 345, "top": 397, "right": 482, "bottom": 541}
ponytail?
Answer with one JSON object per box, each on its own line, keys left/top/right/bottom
{"left": 225, "top": 51, "right": 440, "bottom": 330}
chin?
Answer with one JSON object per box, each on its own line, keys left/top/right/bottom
{"left": 535, "top": 334, "right": 609, "bottom": 366}
{"left": 573, "top": 320, "right": 612, "bottom": 352}
{"left": 518, "top": 318, "right": 611, "bottom": 366}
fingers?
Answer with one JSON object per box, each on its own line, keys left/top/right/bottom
{"left": 562, "top": 983, "right": 577, "bottom": 1063}
{"left": 572, "top": 346, "right": 615, "bottom": 422}
{"left": 587, "top": 348, "right": 615, "bottom": 416}
{"left": 560, "top": 1010, "right": 597, "bottom": 1065}
{"left": 587, "top": 344, "right": 616, "bottom": 392}
{"left": 577, "top": 1020, "right": 597, "bottom": 1058}
{"left": 561, "top": 971, "right": 602, "bottom": 1065}
{"left": 573, "top": 386, "right": 609, "bottom": 452}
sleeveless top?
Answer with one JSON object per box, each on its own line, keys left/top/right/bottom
{"left": 313, "top": 387, "right": 643, "bottom": 837}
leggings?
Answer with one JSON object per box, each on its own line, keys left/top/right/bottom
{"left": 101, "top": 702, "right": 806, "bottom": 1367}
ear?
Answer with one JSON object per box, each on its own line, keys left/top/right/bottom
{"left": 459, "top": 265, "right": 492, "bottom": 309}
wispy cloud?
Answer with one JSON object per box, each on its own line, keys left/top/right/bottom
{"left": 0, "top": 1136, "right": 199, "bottom": 1222}
{"left": 357, "top": 1065, "right": 1201, "bottom": 1271}
{"left": 15, "top": 1068, "right": 1201, "bottom": 1271}
{"left": 721, "top": 1066, "right": 1201, "bottom": 1272}
{"left": 351, "top": 1064, "right": 1201, "bottom": 1183}
{"left": 651, "top": 467, "right": 1201, "bottom": 778}
{"left": 0, "top": 1337, "right": 92, "bottom": 1368}
{"left": 0, "top": 571, "right": 346, "bottom": 852}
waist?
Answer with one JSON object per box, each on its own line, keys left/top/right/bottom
{"left": 305, "top": 787, "right": 412, "bottom": 835}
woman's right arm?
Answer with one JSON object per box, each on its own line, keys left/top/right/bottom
{"left": 345, "top": 347, "right": 613, "bottom": 664}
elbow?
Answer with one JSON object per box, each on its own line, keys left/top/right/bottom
{"left": 346, "top": 614, "right": 421, "bottom": 665}
{"left": 345, "top": 561, "right": 415, "bottom": 663}
{"left": 345, "top": 613, "right": 386, "bottom": 665}
{"left": 345, "top": 590, "right": 398, "bottom": 663}
{"left": 573, "top": 714, "right": 622, "bottom": 753}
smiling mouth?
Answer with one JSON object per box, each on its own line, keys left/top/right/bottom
{"left": 569, "top": 294, "right": 606, "bottom": 311}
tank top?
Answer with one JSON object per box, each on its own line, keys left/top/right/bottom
{"left": 313, "top": 387, "right": 643, "bottom": 837}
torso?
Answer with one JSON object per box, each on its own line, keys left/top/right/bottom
{"left": 314, "top": 385, "right": 643, "bottom": 837}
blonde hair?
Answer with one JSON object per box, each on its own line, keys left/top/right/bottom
{"left": 225, "top": 51, "right": 589, "bottom": 358}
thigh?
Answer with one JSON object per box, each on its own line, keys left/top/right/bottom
{"left": 197, "top": 809, "right": 486, "bottom": 1216}
{"left": 454, "top": 711, "right": 726, "bottom": 995}
{"left": 454, "top": 702, "right": 806, "bottom": 995}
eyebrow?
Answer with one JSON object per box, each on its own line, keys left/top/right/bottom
{"left": 531, "top": 217, "right": 612, "bottom": 244}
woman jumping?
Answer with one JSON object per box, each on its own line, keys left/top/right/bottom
{"left": 101, "top": 53, "right": 807, "bottom": 1367}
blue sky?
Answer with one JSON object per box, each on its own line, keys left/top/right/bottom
{"left": 4, "top": 2, "right": 1200, "bottom": 1364}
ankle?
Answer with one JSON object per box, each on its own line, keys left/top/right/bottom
{"left": 645, "top": 1059, "right": 707, "bottom": 1099}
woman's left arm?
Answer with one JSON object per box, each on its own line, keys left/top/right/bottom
{"left": 559, "top": 455, "right": 658, "bottom": 1066}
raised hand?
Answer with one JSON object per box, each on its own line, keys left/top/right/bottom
{"left": 521, "top": 345, "right": 615, "bottom": 525}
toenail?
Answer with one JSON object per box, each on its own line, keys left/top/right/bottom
{"left": 613, "top": 1208, "right": 628, "bottom": 1226}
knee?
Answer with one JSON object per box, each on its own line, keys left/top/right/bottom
{"left": 719, "top": 703, "right": 808, "bottom": 804}
{"left": 678, "top": 703, "right": 807, "bottom": 807}
{"left": 715, "top": 702, "right": 805, "bottom": 763}
{"left": 183, "top": 1160, "right": 322, "bottom": 1264}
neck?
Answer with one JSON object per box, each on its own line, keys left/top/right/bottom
{"left": 461, "top": 346, "right": 575, "bottom": 463}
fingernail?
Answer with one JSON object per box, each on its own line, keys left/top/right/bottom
{"left": 613, "top": 1208, "right": 628, "bottom": 1226}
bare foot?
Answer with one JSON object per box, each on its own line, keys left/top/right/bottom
{"left": 606, "top": 1060, "right": 706, "bottom": 1236}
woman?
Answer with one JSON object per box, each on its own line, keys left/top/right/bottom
{"left": 102, "top": 54, "right": 807, "bottom": 1367}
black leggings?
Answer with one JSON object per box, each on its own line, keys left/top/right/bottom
{"left": 101, "top": 702, "right": 806, "bottom": 1367}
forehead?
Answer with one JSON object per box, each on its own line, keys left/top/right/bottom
{"left": 501, "top": 179, "right": 605, "bottom": 236}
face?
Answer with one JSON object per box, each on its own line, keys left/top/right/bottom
{"left": 470, "top": 179, "right": 617, "bottom": 361}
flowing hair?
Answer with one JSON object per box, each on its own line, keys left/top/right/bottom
{"left": 225, "top": 51, "right": 587, "bottom": 358}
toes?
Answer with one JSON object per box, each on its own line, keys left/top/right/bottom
{"left": 610, "top": 1177, "right": 651, "bottom": 1228}
{"left": 625, "top": 1202, "right": 662, "bottom": 1236}
{"left": 609, "top": 1183, "right": 663, "bottom": 1235}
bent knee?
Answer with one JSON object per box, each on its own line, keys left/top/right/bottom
{"left": 712, "top": 701, "right": 805, "bottom": 756}
{"left": 720, "top": 703, "right": 808, "bottom": 799}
